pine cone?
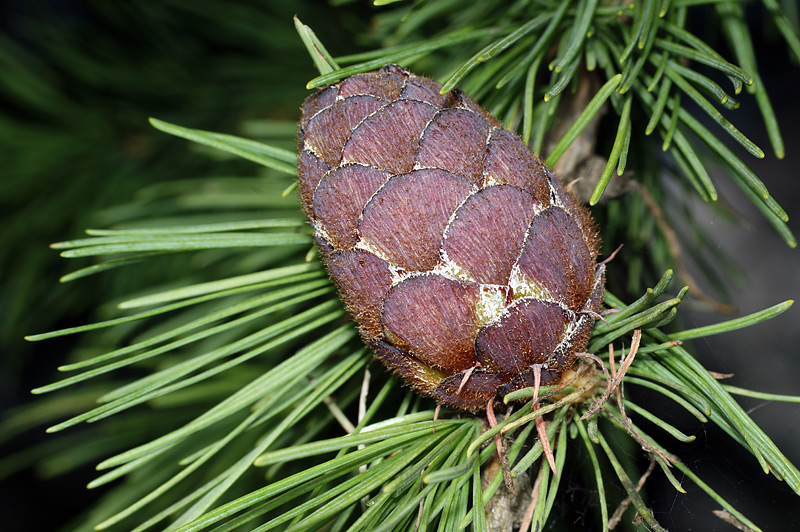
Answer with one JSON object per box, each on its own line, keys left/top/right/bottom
{"left": 298, "top": 64, "right": 604, "bottom": 411}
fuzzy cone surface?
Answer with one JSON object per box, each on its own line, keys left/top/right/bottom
{"left": 298, "top": 65, "right": 604, "bottom": 410}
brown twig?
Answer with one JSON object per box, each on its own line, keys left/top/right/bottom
{"left": 357, "top": 368, "right": 371, "bottom": 473}
{"left": 635, "top": 182, "right": 735, "bottom": 314}
{"left": 457, "top": 363, "right": 481, "bottom": 394}
{"left": 603, "top": 407, "right": 674, "bottom": 465}
{"left": 577, "top": 353, "right": 612, "bottom": 421}
{"left": 580, "top": 329, "right": 642, "bottom": 421}
{"left": 518, "top": 461, "right": 546, "bottom": 532}
{"left": 608, "top": 343, "right": 628, "bottom": 422}
{"left": 582, "top": 331, "right": 675, "bottom": 464}
{"left": 486, "top": 399, "right": 515, "bottom": 492}
{"left": 532, "top": 364, "right": 557, "bottom": 475}
{"left": 712, "top": 510, "right": 757, "bottom": 532}
{"left": 609, "top": 459, "right": 657, "bottom": 529}
{"left": 601, "top": 243, "right": 624, "bottom": 265}
{"left": 413, "top": 498, "right": 424, "bottom": 532}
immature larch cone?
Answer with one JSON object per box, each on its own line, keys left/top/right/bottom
{"left": 298, "top": 64, "right": 604, "bottom": 411}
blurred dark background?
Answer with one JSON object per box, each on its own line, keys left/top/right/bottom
{"left": 1, "top": 1, "right": 798, "bottom": 531}
{"left": 648, "top": 10, "right": 800, "bottom": 529}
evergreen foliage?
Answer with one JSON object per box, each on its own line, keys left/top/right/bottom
{"left": 3, "top": 1, "right": 800, "bottom": 530}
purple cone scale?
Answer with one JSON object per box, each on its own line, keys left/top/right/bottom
{"left": 298, "top": 65, "right": 605, "bottom": 411}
